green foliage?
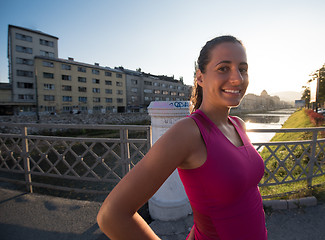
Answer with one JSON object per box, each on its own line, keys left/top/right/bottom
{"left": 259, "top": 109, "right": 325, "bottom": 199}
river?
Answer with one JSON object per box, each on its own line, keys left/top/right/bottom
{"left": 236, "top": 108, "right": 296, "bottom": 143}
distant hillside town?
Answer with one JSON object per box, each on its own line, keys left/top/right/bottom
{"left": 0, "top": 25, "right": 294, "bottom": 116}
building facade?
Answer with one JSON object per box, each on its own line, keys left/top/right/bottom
{"left": 7, "top": 25, "right": 59, "bottom": 113}
{"left": 6, "top": 24, "right": 191, "bottom": 115}
{"left": 120, "top": 68, "right": 191, "bottom": 112}
{"left": 34, "top": 57, "right": 126, "bottom": 114}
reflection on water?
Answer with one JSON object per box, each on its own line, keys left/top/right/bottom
{"left": 235, "top": 109, "right": 296, "bottom": 143}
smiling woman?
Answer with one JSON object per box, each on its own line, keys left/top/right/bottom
{"left": 97, "top": 36, "right": 267, "bottom": 240}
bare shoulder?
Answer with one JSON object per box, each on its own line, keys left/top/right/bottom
{"left": 166, "top": 116, "right": 201, "bottom": 141}
{"left": 230, "top": 115, "right": 246, "bottom": 131}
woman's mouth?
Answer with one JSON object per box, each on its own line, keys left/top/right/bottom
{"left": 222, "top": 89, "right": 241, "bottom": 94}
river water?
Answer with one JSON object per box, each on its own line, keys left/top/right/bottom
{"left": 236, "top": 108, "right": 296, "bottom": 143}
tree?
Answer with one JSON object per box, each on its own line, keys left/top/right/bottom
{"left": 308, "top": 64, "right": 325, "bottom": 106}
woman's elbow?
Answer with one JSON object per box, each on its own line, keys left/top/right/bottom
{"left": 97, "top": 204, "right": 114, "bottom": 233}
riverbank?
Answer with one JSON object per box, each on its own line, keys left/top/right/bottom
{"left": 259, "top": 108, "right": 325, "bottom": 201}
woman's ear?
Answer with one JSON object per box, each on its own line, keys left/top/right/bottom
{"left": 196, "top": 69, "right": 204, "bottom": 87}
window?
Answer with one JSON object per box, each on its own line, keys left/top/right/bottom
{"left": 117, "top": 90, "right": 123, "bottom": 95}
{"left": 117, "top": 98, "right": 123, "bottom": 103}
{"left": 93, "top": 106, "right": 103, "bottom": 111}
{"left": 105, "top": 89, "right": 112, "bottom": 94}
{"left": 43, "top": 72, "right": 54, "bottom": 79}
{"left": 61, "top": 64, "right": 71, "bottom": 70}
{"left": 44, "top": 106, "right": 55, "bottom": 112}
{"left": 78, "top": 86, "right": 87, "bottom": 92}
{"left": 16, "top": 58, "right": 33, "bottom": 65}
{"left": 154, "top": 90, "right": 160, "bottom": 94}
{"left": 40, "top": 50, "right": 54, "bottom": 58}
{"left": 79, "top": 97, "right": 87, "bottom": 102}
{"left": 171, "top": 91, "right": 177, "bottom": 96}
{"left": 92, "top": 69, "right": 100, "bottom": 75}
{"left": 179, "top": 92, "right": 185, "bottom": 96}
{"left": 131, "top": 88, "right": 138, "bottom": 93}
{"left": 131, "top": 96, "right": 138, "bottom": 102}
{"left": 116, "top": 81, "right": 122, "bottom": 87}
{"left": 80, "top": 106, "right": 87, "bottom": 111}
{"left": 154, "top": 82, "right": 160, "bottom": 87}
{"left": 105, "top": 98, "right": 113, "bottom": 103}
{"left": 62, "top": 85, "right": 72, "bottom": 91}
{"left": 63, "top": 106, "right": 72, "bottom": 112}
{"left": 16, "top": 45, "right": 32, "bottom": 54}
{"left": 144, "top": 89, "right": 153, "bottom": 93}
{"left": 144, "top": 96, "right": 150, "bottom": 101}
{"left": 177, "top": 86, "right": 183, "bottom": 90}
{"left": 16, "top": 33, "right": 32, "bottom": 42}
{"left": 92, "top": 78, "right": 100, "bottom": 84}
{"left": 62, "top": 75, "right": 71, "bottom": 81}
{"left": 105, "top": 71, "right": 112, "bottom": 76}
{"left": 42, "top": 61, "right": 54, "bottom": 67}
{"left": 155, "top": 97, "right": 161, "bottom": 101}
{"left": 44, "top": 83, "right": 54, "bottom": 90}
{"left": 62, "top": 96, "right": 72, "bottom": 102}
{"left": 78, "top": 66, "right": 86, "bottom": 72}
{"left": 93, "top": 97, "right": 101, "bottom": 102}
{"left": 93, "top": 88, "right": 100, "bottom": 93}
{"left": 131, "top": 79, "right": 138, "bottom": 85}
{"left": 162, "top": 90, "right": 169, "bottom": 95}
{"left": 144, "top": 81, "right": 152, "bottom": 86}
{"left": 116, "top": 73, "right": 122, "bottom": 78}
{"left": 40, "top": 39, "right": 54, "bottom": 47}
{"left": 78, "top": 77, "right": 86, "bottom": 83}
{"left": 17, "top": 82, "right": 33, "bottom": 89}
{"left": 162, "top": 83, "right": 167, "bottom": 88}
{"left": 170, "top": 85, "right": 175, "bottom": 89}
{"left": 105, "top": 80, "right": 112, "bottom": 85}
{"left": 17, "top": 70, "right": 33, "bottom": 77}
{"left": 18, "top": 94, "right": 34, "bottom": 100}
{"left": 44, "top": 95, "right": 55, "bottom": 101}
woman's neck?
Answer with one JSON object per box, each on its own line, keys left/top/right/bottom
{"left": 198, "top": 104, "right": 230, "bottom": 126}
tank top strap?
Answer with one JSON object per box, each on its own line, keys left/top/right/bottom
{"left": 229, "top": 116, "right": 245, "bottom": 132}
{"left": 187, "top": 110, "right": 213, "bottom": 145}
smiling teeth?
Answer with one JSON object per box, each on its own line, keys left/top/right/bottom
{"left": 224, "top": 90, "right": 240, "bottom": 93}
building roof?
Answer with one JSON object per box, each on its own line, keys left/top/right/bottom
{"left": 34, "top": 56, "right": 124, "bottom": 73}
{"left": 8, "top": 24, "right": 59, "bottom": 39}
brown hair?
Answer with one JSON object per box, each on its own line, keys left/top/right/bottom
{"left": 190, "top": 35, "right": 243, "bottom": 113}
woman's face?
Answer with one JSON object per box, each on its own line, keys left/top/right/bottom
{"left": 197, "top": 42, "right": 249, "bottom": 109}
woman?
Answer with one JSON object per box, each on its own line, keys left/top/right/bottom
{"left": 97, "top": 36, "right": 267, "bottom": 239}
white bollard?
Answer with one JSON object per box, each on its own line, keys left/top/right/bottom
{"left": 147, "top": 101, "right": 192, "bottom": 221}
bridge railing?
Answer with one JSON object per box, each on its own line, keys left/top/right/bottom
{"left": 0, "top": 123, "right": 151, "bottom": 195}
{"left": 1, "top": 123, "right": 325, "bottom": 196}
{"left": 247, "top": 127, "right": 325, "bottom": 190}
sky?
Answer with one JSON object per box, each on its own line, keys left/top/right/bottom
{"left": 1, "top": 0, "right": 325, "bottom": 96}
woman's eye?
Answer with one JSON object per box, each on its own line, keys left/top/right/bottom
{"left": 239, "top": 68, "right": 248, "bottom": 74}
{"left": 218, "top": 67, "right": 229, "bottom": 72}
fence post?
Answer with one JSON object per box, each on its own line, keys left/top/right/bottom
{"left": 21, "top": 126, "right": 33, "bottom": 193}
{"left": 307, "top": 130, "right": 318, "bottom": 187}
{"left": 120, "top": 128, "right": 130, "bottom": 177}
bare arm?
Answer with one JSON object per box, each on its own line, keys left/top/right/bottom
{"left": 97, "top": 118, "right": 198, "bottom": 239}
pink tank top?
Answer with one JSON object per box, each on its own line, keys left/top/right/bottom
{"left": 178, "top": 110, "right": 267, "bottom": 240}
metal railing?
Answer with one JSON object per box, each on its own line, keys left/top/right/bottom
{"left": 1, "top": 123, "right": 325, "bottom": 196}
{"left": 0, "top": 123, "right": 151, "bottom": 195}
{"left": 247, "top": 127, "right": 325, "bottom": 189}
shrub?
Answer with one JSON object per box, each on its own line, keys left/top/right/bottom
{"left": 305, "top": 109, "right": 324, "bottom": 126}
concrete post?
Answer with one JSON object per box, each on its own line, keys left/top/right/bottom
{"left": 147, "top": 101, "right": 192, "bottom": 221}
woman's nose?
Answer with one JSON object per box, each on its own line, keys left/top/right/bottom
{"left": 229, "top": 69, "right": 244, "bottom": 85}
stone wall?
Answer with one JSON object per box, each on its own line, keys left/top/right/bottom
{"left": 0, "top": 112, "right": 151, "bottom": 134}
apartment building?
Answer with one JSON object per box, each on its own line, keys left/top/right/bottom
{"left": 7, "top": 25, "right": 59, "bottom": 113}
{"left": 34, "top": 57, "right": 126, "bottom": 114}
{"left": 119, "top": 68, "right": 192, "bottom": 112}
